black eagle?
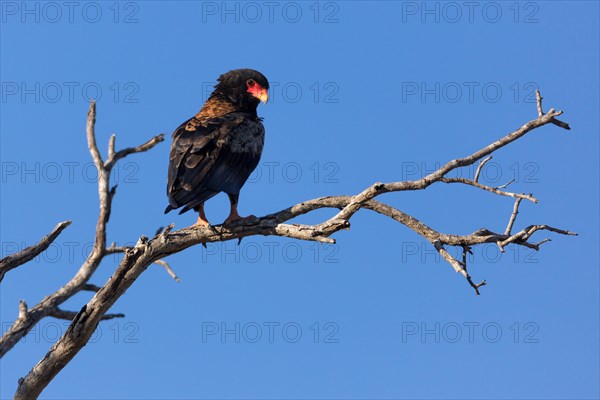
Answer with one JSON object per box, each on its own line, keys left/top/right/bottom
{"left": 165, "top": 69, "right": 269, "bottom": 226}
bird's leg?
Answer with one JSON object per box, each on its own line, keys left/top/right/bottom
{"left": 193, "top": 203, "right": 213, "bottom": 249}
{"left": 194, "top": 203, "right": 210, "bottom": 227}
{"left": 224, "top": 194, "right": 256, "bottom": 225}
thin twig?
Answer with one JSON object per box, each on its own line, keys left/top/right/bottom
{"left": 48, "top": 308, "right": 124, "bottom": 321}
{"left": 86, "top": 100, "right": 102, "bottom": 168}
{"left": 536, "top": 90, "right": 544, "bottom": 118}
{"left": 496, "top": 178, "right": 515, "bottom": 190}
{"left": 440, "top": 177, "right": 537, "bottom": 203}
{"left": 82, "top": 284, "right": 102, "bottom": 292}
{"left": 0, "top": 221, "right": 71, "bottom": 282}
{"left": 505, "top": 198, "right": 523, "bottom": 236}
{"left": 107, "top": 134, "right": 116, "bottom": 161}
{"left": 474, "top": 156, "right": 493, "bottom": 182}
{"left": 105, "top": 134, "right": 165, "bottom": 170}
{"left": 154, "top": 260, "right": 181, "bottom": 282}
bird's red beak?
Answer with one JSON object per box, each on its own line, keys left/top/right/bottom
{"left": 247, "top": 83, "right": 269, "bottom": 104}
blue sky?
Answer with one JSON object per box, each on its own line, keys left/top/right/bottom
{"left": 1, "top": 1, "right": 598, "bottom": 399}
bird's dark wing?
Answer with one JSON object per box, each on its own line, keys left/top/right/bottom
{"left": 165, "top": 113, "right": 264, "bottom": 214}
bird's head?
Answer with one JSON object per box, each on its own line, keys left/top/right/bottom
{"left": 213, "top": 68, "right": 269, "bottom": 112}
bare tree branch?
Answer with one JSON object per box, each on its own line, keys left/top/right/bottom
{"left": 48, "top": 308, "right": 124, "bottom": 321}
{"left": 497, "top": 224, "right": 576, "bottom": 252}
{"left": 474, "top": 156, "right": 492, "bottom": 182}
{"left": 496, "top": 178, "right": 515, "bottom": 190}
{"left": 104, "top": 133, "right": 165, "bottom": 170}
{"left": 536, "top": 90, "right": 571, "bottom": 130}
{"left": 0, "top": 221, "right": 71, "bottom": 282}
{"left": 536, "top": 90, "right": 544, "bottom": 118}
{"left": 104, "top": 245, "right": 180, "bottom": 281}
{"left": 8, "top": 92, "right": 576, "bottom": 399}
{"left": 0, "top": 101, "right": 164, "bottom": 359}
{"left": 154, "top": 260, "right": 181, "bottom": 283}
{"left": 505, "top": 198, "right": 523, "bottom": 235}
{"left": 82, "top": 284, "right": 102, "bottom": 292}
{"left": 440, "top": 177, "right": 537, "bottom": 203}
{"left": 18, "top": 300, "right": 28, "bottom": 321}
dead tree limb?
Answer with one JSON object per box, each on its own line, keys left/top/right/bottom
{"left": 0, "top": 101, "right": 164, "bottom": 359}
{"left": 0, "top": 221, "right": 71, "bottom": 282}
{"left": 6, "top": 91, "right": 575, "bottom": 399}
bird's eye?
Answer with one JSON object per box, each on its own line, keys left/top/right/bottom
{"left": 246, "top": 79, "right": 255, "bottom": 87}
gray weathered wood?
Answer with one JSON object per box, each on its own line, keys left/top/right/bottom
{"left": 5, "top": 91, "right": 575, "bottom": 399}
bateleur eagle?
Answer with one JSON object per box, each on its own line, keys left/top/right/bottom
{"left": 165, "top": 69, "right": 269, "bottom": 226}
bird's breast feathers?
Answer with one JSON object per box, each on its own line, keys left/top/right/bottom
{"left": 186, "top": 112, "right": 264, "bottom": 156}
{"left": 226, "top": 116, "right": 264, "bottom": 155}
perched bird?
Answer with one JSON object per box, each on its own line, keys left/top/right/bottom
{"left": 165, "top": 69, "right": 269, "bottom": 226}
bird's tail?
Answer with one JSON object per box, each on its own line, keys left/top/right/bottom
{"left": 164, "top": 204, "right": 193, "bottom": 214}
{"left": 179, "top": 205, "right": 193, "bottom": 214}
